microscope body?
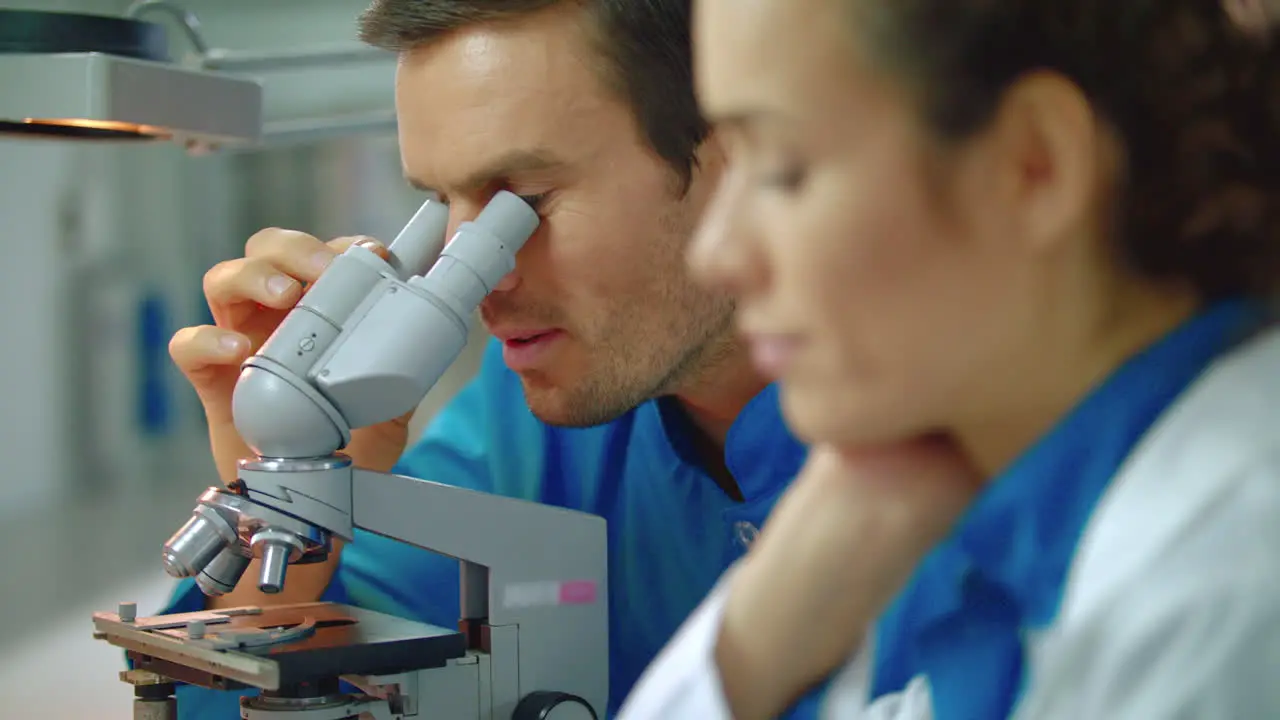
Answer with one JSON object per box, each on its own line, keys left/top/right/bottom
{"left": 123, "top": 192, "right": 610, "bottom": 719}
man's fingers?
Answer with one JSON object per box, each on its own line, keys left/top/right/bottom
{"left": 198, "top": 231, "right": 389, "bottom": 342}
{"left": 327, "top": 234, "right": 386, "bottom": 255}
{"left": 245, "top": 228, "right": 341, "bottom": 284}
{"left": 169, "top": 325, "right": 251, "bottom": 376}
{"left": 203, "top": 256, "right": 304, "bottom": 312}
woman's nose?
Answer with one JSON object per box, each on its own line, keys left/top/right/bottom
{"left": 687, "top": 178, "right": 768, "bottom": 296}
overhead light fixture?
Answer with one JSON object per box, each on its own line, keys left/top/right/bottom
{"left": 0, "top": 4, "right": 264, "bottom": 148}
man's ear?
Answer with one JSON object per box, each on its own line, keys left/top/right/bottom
{"left": 988, "top": 70, "right": 1103, "bottom": 255}
{"left": 686, "top": 128, "right": 731, "bottom": 196}
{"left": 697, "top": 129, "right": 730, "bottom": 172}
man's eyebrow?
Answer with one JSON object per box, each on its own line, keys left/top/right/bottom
{"left": 703, "top": 106, "right": 791, "bottom": 132}
{"left": 404, "top": 148, "right": 564, "bottom": 196}
{"left": 704, "top": 111, "right": 751, "bottom": 130}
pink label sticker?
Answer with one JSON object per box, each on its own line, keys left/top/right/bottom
{"left": 558, "top": 580, "right": 598, "bottom": 605}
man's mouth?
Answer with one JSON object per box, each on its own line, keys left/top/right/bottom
{"left": 505, "top": 331, "right": 553, "bottom": 346}
{"left": 496, "top": 329, "right": 566, "bottom": 370}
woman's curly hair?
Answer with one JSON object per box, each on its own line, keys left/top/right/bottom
{"left": 861, "top": 0, "right": 1280, "bottom": 298}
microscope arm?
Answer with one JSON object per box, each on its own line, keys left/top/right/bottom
{"left": 226, "top": 457, "right": 610, "bottom": 717}
{"left": 350, "top": 466, "right": 609, "bottom": 717}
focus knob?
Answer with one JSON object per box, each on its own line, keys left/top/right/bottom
{"left": 512, "top": 691, "right": 597, "bottom": 720}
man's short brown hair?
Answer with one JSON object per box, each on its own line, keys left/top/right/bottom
{"left": 359, "top": 0, "right": 708, "bottom": 186}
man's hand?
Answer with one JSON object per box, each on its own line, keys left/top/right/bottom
{"left": 715, "top": 438, "right": 982, "bottom": 719}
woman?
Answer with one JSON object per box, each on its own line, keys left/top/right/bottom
{"left": 618, "top": 0, "right": 1280, "bottom": 718}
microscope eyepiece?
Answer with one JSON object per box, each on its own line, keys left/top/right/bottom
{"left": 474, "top": 190, "right": 541, "bottom": 248}
{"left": 385, "top": 198, "right": 450, "bottom": 281}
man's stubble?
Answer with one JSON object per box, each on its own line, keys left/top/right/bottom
{"left": 522, "top": 207, "right": 739, "bottom": 428}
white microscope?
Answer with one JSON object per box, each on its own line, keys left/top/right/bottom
{"left": 92, "top": 191, "right": 609, "bottom": 720}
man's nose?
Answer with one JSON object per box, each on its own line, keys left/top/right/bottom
{"left": 491, "top": 271, "right": 519, "bottom": 292}
{"left": 447, "top": 202, "right": 522, "bottom": 292}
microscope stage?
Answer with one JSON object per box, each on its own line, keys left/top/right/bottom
{"left": 93, "top": 602, "right": 467, "bottom": 691}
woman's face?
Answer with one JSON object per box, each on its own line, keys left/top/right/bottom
{"left": 690, "top": 0, "right": 1073, "bottom": 450}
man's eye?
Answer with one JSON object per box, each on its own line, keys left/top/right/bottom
{"left": 758, "top": 166, "right": 807, "bottom": 193}
{"left": 517, "top": 192, "right": 549, "bottom": 209}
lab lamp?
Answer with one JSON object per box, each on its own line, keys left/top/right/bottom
{"left": 0, "top": 1, "right": 398, "bottom": 151}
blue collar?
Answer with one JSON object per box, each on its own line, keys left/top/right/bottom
{"left": 953, "top": 298, "right": 1267, "bottom": 623}
{"left": 853, "top": 298, "right": 1269, "bottom": 720}
{"left": 656, "top": 383, "right": 804, "bottom": 502}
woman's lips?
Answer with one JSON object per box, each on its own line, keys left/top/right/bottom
{"left": 747, "top": 333, "right": 805, "bottom": 378}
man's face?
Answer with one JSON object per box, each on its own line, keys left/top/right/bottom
{"left": 395, "top": 4, "right": 733, "bottom": 426}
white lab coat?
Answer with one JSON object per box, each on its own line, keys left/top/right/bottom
{"left": 617, "top": 326, "right": 1280, "bottom": 719}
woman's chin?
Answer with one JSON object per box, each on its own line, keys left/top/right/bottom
{"left": 778, "top": 382, "right": 913, "bottom": 448}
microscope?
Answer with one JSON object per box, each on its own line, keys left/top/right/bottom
{"left": 92, "top": 192, "right": 609, "bottom": 720}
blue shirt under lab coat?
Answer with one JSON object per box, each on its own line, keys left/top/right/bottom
{"left": 159, "top": 338, "right": 808, "bottom": 719}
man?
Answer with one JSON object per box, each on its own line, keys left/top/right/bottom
{"left": 162, "top": 0, "right": 806, "bottom": 716}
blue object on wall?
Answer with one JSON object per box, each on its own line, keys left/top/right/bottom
{"left": 138, "top": 290, "right": 172, "bottom": 436}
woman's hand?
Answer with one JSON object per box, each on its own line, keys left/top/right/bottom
{"left": 715, "top": 437, "right": 982, "bottom": 719}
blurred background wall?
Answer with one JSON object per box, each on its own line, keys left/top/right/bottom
{"left": 0, "top": 1, "right": 488, "bottom": 714}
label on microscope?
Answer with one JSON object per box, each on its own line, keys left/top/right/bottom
{"left": 501, "top": 580, "right": 599, "bottom": 609}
